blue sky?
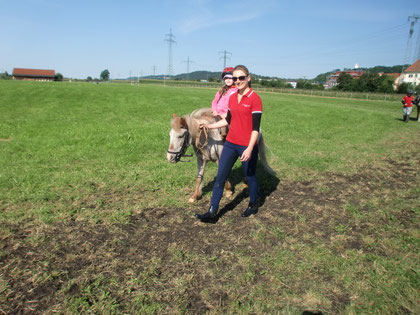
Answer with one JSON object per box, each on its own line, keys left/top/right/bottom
{"left": 1, "top": 0, "right": 420, "bottom": 79}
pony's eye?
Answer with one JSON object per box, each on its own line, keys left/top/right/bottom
{"left": 178, "top": 135, "right": 183, "bottom": 139}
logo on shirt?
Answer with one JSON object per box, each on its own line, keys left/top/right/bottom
{"left": 242, "top": 104, "right": 251, "bottom": 108}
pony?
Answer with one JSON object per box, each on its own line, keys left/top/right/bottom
{"left": 167, "top": 108, "right": 276, "bottom": 203}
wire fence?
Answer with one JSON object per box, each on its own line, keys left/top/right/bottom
{"left": 133, "top": 80, "right": 405, "bottom": 103}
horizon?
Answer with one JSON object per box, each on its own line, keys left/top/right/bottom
{"left": 1, "top": 1, "right": 420, "bottom": 79}
{"left": 6, "top": 64, "right": 409, "bottom": 81}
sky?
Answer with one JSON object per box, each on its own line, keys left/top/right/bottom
{"left": 1, "top": 0, "right": 420, "bottom": 79}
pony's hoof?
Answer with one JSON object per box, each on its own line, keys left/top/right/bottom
{"left": 188, "top": 197, "right": 197, "bottom": 203}
{"left": 225, "top": 191, "right": 233, "bottom": 198}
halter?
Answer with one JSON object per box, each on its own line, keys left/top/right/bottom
{"left": 167, "top": 129, "right": 193, "bottom": 162}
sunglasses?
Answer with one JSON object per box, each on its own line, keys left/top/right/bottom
{"left": 232, "top": 76, "right": 247, "bottom": 82}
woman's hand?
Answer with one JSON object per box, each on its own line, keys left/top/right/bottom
{"left": 240, "top": 147, "right": 252, "bottom": 162}
{"left": 199, "top": 123, "right": 209, "bottom": 129}
{"left": 212, "top": 110, "right": 219, "bottom": 116}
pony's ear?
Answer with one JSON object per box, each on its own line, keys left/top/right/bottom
{"left": 180, "top": 117, "right": 188, "bottom": 128}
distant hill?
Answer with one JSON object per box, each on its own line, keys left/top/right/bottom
{"left": 140, "top": 71, "right": 221, "bottom": 81}
{"left": 140, "top": 70, "right": 278, "bottom": 82}
{"left": 127, "top": 65, "right": 409, "bottom": 83}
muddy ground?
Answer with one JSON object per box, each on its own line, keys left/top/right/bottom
{"left": 1, "top": 146, "right": 419, "bottom": 314}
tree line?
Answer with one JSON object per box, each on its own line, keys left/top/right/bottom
{"left": 334, "top": 72, "right": 420, "bottom": 94}
{"left": 259, "top": 78, "right": 325, "bottom": 90}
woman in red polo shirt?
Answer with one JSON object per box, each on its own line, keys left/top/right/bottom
{"left": 195, "top": 65, "right": 262, "bottom": 220}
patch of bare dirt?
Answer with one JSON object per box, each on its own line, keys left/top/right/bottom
{"left": 1, "top": 151, "right": 419, "bottom": 314}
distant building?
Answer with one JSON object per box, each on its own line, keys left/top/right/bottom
{"left": 379, "top": 73, "right": 401, "bottom": 79}
{"left": 326, "top": 69, "right": 364, "bottom": 89}
{"left": 394, "top": 59, "right": 420, "bottom": 87}
{"left": 287, "top": 81, "right": 297, "bottom": 88}
{"left": 12, "top": 68, "right": 56, "bottom": 81}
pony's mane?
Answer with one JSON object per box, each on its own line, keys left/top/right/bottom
{"left": 170, "top": 115, "right": 186, "bottom": 132}
{"left": 170, "top": 108, "right": 222, "bottom": 146}
{"left": 188, "top": 108, "right": 217, "bottom": 141}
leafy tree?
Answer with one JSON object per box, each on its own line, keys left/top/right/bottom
{"left": 260, "top": 78, "right": 291, "bottom": 88}
{"left": 296, "top": 79, "right": 312, "bottom": 89}
{"left": 313, "top": 84, "right": 325, "bottom": 90}
{"left": 376, "top": 75, "right": 395, "bottom": 93}
{"left": 54, "top": 73, "right": 63, "bottom": 81}
{"left": 336, "top": 72, "right": 354, "bottom": 91}
{"left": 87, "top": 76, "right": 93, "bottom": 82}
{"left": 357, "top": 73, "right": 382, "bottom": 92}
{"left": 367, "top": 65, "right": 407, "bottom": 74}
{"left": 396, "top": 82, "right": 413, "bottom": 94}
{"left": 0, "top": 71, "right": 11, "bottom": 80}
{"left": 100, "top": 69, "right": 110, "bottom": 81}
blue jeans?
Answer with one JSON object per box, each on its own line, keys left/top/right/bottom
{"left": 211, "top": 141, "right": 259, "bottom": 208}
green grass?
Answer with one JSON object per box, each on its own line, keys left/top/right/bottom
{"left": 0, "top": 80, "right": 419, "bottom": 314}
{"left": 0, "top": 81, "right": 410, "bottom": 210}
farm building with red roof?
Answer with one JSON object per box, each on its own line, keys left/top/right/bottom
{"left": 325, "top": 69, "right": 364, "bottom": 89}
{"left": 394, "top": 58, "right": 420, "bottom": 87}
{"left": 12, "top": 68, "right": 56, "bottom": 81}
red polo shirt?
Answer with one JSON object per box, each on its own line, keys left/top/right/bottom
{"left": 226, "top": 89, "right": 263, "bottom": 146}
{"left": 403, "top": 95, "right": 413, "bottom": 107}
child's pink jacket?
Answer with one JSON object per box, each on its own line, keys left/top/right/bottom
{"left": 211, "top": 87, "right": 238, "bottom": 116}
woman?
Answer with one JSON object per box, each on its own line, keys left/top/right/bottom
{"left": 195, "top": 65, "right": 262, "bottom": 220}
{"left": 211, "top": 67, "right": 237, "bottom": 118}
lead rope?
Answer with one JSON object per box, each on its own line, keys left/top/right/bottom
{"left": 196, "top": 127, "right": 208, "bottom": 150}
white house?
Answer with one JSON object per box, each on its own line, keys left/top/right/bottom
{"left": 395, "top": 59, "right": 420, "bottom": 87}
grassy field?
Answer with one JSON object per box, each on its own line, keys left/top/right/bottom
{"left": 0, "top": 80, "right": 419, "bottom": 314}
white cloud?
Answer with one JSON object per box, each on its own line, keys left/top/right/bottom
{"left": 177, "top": 0, "right": 277, "bottom": 33}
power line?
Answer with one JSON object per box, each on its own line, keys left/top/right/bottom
{"left": 164, "top": 29, "right": 176, "bottom": 76}
{"left": 182, "top": 57, "right": 194, "bottom": 80}
{"left": 405, "top": 14, "right": 419, "bottom": 64}
{"left": 410, "top": 14, "right": 420, "bottom": 61}
{"left": 219, "top": 50, "right": 232, "bottom": 69}
{"left": 277, "top": 23, "right": 407, "bottom": 63}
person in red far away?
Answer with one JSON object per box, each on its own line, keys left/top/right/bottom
{"left": 195, "top": 65, "right": 262, "bottom": 220}
{"left": 401, "top": 90, "right": 414, "bottom": 122}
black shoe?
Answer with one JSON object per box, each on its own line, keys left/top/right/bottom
{"left": 195, "top": 205, "right": 218, "bottom": 220}
{"left": 241, "top": 202, "right": 258, "bottom": 217}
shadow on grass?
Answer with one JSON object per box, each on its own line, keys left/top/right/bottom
{"left": 198, "top": 161, "right": 280, "bottom": 224}
{"left": 395, "top": 116, "right": 420, "bottom": 122}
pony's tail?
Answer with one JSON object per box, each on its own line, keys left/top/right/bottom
{"left": 258, "top": 134, "right": 277, "bottom": 177}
